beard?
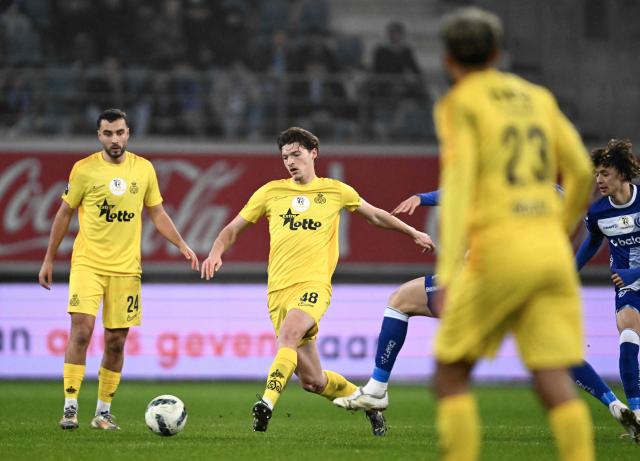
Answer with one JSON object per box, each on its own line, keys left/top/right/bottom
{"left": 106, "top": 143, "right": 126, "bottom": 158}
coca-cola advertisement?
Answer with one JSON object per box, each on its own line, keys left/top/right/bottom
{"left": 0, "top": 150, "right": 442, "bottom": 276}
{"left": 0, "top": 150, "right": 610, "bottom": 278}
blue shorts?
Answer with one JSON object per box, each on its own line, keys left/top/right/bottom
{"left": 424, "top": 274, "right": 438, "bottom": 313}
{"left": 615, "top": 288, "right": 640, "bottom": 313}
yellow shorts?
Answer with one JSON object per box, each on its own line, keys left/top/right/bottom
{"left": 267, "top": 282, "right": 332, "bottom": 345}
{"left": 68, "top": 270, "right": 142, "bottom": 329}
{"left": 434, "top": 234, "right": 584, "bottom": 370}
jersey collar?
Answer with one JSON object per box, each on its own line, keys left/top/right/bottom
{"left": 609, "top": 183, "right": 636, "bottom": 209}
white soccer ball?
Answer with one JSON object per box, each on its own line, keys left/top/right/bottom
{"left": 145, "top": 394, "right": 188, "bottom": 436}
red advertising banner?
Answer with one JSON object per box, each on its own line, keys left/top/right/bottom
{"left": 0, "top": 151, "right": 442, "bottom": 270}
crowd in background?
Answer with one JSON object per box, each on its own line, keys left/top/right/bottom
{"left": 0, "top": 0, "right": 434, "bottom": 141}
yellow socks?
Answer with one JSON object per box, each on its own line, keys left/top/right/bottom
{"left": 96, "top": 367, "right": 122, "bottom": 415}
{"left": 263, "top": 347, "right": 297, "bottom": 408}
{"left": 320, "top": 370, "right": 358, "bottom": 400}
{"left": 549, "top": 399, "right": 594, "bottom": 461}
{"left": 437, "top": 393, "right": 480, "bottom": 461}
{"left": 63, "top": 363, "right": 85, "bottom": 402}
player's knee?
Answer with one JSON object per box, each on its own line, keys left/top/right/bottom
{"left": 278, "top": 329, "right": 304, "bottom": 348}
{"left": 70, "top": 327, "right": 92, "bottom": 348}
{"left": 388, "top": 288, "right": 407, "bottom": 312}
{"left": 104, "top": 336, "right": 126, "bottom": 356}
{"left": 389, "top": 290, "right": 417, "bottom": 315}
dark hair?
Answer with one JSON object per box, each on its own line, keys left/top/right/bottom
{"left": 592, "top": 139, "right": 640, "bottom": 182}
{"left": 440, "top": 7, "right": 503, "bottom": 65}
{"left": 96, "top": 108, "right": 128, "bottom": 129}
{"left": 277, "top": 127, "right": 319, "bottom": 153}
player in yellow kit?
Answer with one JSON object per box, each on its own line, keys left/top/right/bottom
{"left": 432, "top": 8, "right": 594, "bottom": 461}
{"left": 201, "top": 126, "right": 434, "bottom": 435}
{"left": 38, "top": 109, "right": 199, "bottom": 430}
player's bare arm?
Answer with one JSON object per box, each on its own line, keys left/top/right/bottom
{"left": 38, "top": 201, "right": 75, "bottom": 290}
{"left": 355, "top": 198, "right": 435, "bottom": 252}
{"left": 146, "top": 203, "right": 199, "bottom": 271}
{"left": 391, "top": 195, "right": 421, "bottom": 215}
{"left": 201, "top": 214, "right": 253, "bottom": 280}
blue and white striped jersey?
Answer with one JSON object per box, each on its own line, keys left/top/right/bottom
{"left": 584, "top": 184, "right": 640, "bottom": 274}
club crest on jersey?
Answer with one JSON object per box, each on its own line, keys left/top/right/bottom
{"left": 109, "top": 177, "right": 127, "bottom": 196}
{"left": 291, "top": 195, "right": 310, "bottom": 212}
{"left": 129, "top": 181, "right": 139, "bottom": 194}
{"left": 619, "top": 215, "right": 634, "bottom": 229}
{"left": 314, "top": 193, "right": 326, "bottom": 204}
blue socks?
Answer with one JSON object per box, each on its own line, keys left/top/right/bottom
{"left": 571, "top": 361, "right": 617, "bottom": 406}
{"left": 619, "top": 329, "right": 640, "bottom": 411}
{"left": 371, "top": 307, "right": 409, "bottom": 383}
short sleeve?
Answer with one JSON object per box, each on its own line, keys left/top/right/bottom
{"left": 339, "top": 181, "right": 361, "bottom": 212}
{"left": 239, "top": 184, "right": 268, "bottom": 223}
{"left": 61, "top": 162, "right": 86, "bottom": 209}
{"left": 144, "top": 161, "right": 163, "bottom": 207}
{"left": 584, "top": 211, "right": 601, "bottom": 236}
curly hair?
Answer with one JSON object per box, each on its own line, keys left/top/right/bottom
{"left": 591, "top": 139, "right": 640, "bottom": 182}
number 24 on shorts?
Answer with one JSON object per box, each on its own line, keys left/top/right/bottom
{"left": 127, "top": 294, "right": 139, "bottom": 312}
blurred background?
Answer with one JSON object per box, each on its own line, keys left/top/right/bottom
{"left": 1, "top": 0, "right": 639, "bottom": 381}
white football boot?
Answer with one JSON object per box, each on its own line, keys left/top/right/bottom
{"left": 333, "top": 387, "right": 389, "bottom": 411}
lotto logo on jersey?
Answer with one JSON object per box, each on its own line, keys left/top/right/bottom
{"left": 279, "top": 208, "right": 321, "bottom": 231}
{"left": 97, "top": 198, "right": 135, "bottom": 222}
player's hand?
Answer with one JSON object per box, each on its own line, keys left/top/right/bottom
{"left": 38, "top": 260, "right": 53, "bottom": 290}
{"left": 392, "top": 195, "right": 421, "bottom": 215}
{"left": 179, "top": 243, "right": 200, "bottom": 271}
{"left": 611, "top": 273, "right": 625, "bottom": 289}
{"left": 201, "top": 254, "right": 222, "bottom": 280}
{"left": 413, "top": 230, "right": 435, "bottom": 253}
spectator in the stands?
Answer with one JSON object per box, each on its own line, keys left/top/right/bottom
{"left": 1, "top": 1, "right": 43, "bottom": 66}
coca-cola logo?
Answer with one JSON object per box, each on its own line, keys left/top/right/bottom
{"left": 0, "top": 157, "right": 244, "bottom": 258}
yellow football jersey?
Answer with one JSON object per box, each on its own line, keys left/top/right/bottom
{"left": 62, "top": 151, "right": 163, "bottom": 275}
{"left": 435, "top": 68, "right": 592, "bottom": 285}
{"left": 240, "top": 177, "right": 361, "bottom": 292}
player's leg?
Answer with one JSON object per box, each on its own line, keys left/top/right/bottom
{"left": 334, "top": 275, "right": 434, "bottom": 411}
{"left": 252, "top": 308, "right": 311, "bottom": 432}
{"left": 435, "top": 360, "right": 478, "bottom": 461}
{"left": 532, "top": 368, "right": 594, "bottom": 461}
{"left": 432, "top": 269, "right": 497, "bottom": 461}
{"left": 516, "top": 270, "right": 594, "bottom": 460}
{"left": 571, "top": 360, "right": 630, "bottom": 424}
{"left": 61, "top": 312, "right": 96, "bottom": 429}
{"left": 296, "top": 340, "right": 387, "bottom": 436}
{"left": 616, "top": 305, "right": 640, "bottom": 425}
{"left": 90, "top": 275, "right": 140, "bottom": 430}
{"left": 61, "top": 270, "right": 103, "bottom": 429}
{"left": 296, "top": 340, "right": 356, "bottom": 398}
{"left": 90, "top": 327, "right": 129, "bottom": 430}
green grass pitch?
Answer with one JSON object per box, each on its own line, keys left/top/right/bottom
{"left": 2, "top": 380, "right": 638, "bottom": 460}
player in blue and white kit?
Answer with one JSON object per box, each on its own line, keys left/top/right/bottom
{"left": 335, "top": 187, "right": 640, "bottom": 439}
{"left": 576, "top": 139, "right": 640, "bottom": 441}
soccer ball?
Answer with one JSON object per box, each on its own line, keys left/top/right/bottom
{"left": 145, "top": 394, "right": 188, "bottom": 436}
